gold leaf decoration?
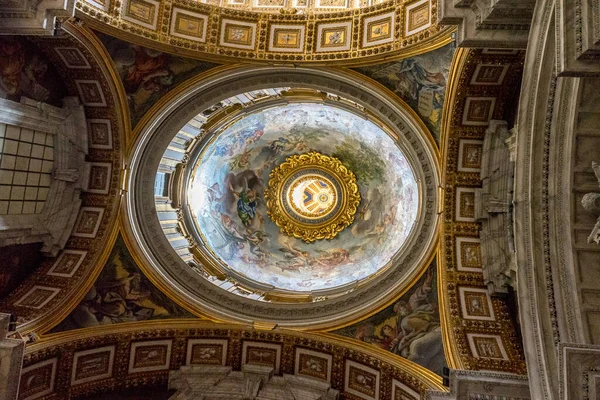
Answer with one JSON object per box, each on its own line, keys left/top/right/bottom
{"left": 264, "top": 151, "right": 361, "bottom": 243}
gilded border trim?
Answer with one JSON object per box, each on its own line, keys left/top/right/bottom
{"left": 74, "top": 0, "right": 454, "bottom": 67}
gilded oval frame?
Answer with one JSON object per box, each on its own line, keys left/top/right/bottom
{"left": 265, "top": 152, "right": 361, "bottom": 242}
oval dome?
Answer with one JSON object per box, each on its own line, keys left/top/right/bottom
{"left": 187, "top": 103, "right": 419, "bottom": 292}
{"left": 125, "top": 67, "right": 439, "bottom": 328}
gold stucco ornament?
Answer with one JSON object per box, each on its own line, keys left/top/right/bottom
{"left": 264, "top": 151, "right": 361, "bottom": 243}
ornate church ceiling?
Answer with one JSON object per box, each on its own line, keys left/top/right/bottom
{"left": 0, "top": 11, "right": 531, "bottom": 399}
{"left": 438, "top": 48, "right": 526, "bottom": 374}
{"left": 75, "top": 0, "right": 453, "bottom": 65}
{"left": 124, "top": 65, "right": 440, "bottom": 327}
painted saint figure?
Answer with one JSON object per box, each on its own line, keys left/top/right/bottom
{"left": 236, "top": 188, "right": 258, "bottom": 227}
{"left": 389, "top": 269, "right": 439, "bottom": 356}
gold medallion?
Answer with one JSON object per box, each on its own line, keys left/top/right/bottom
{"left": 264, "top": 152, "right": 361, "bottom": 242}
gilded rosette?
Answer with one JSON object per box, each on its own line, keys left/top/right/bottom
{"left": 264, "top": 151, "right": 361, "bottom": 243}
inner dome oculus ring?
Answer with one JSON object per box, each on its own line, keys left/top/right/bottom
{"left": 265, "top": 152, "right": 360, "bottom": 242}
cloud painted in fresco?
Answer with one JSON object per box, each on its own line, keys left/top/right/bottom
{"left": 189, "top": 103, "right": 419, "bottom": 292}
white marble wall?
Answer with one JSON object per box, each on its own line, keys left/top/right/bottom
{"left": 513, "top": 0, "right": 600, "bottom": 395}
{"left": 0, "top": 313, "right": 24, "bottom": 400}
{"left": 0, "top": 97, "right": 88, "bottom": 257}
{"left": 169, "top": 364, "right": 339, "bottom": 400}
{"left": 0, "top": 0, "right": 76, "bottom": 35}
{"left": 438, "top": 0, "right": 534, "bottom": 47}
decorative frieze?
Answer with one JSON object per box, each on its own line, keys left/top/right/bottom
{"left": 20, "top": 322, "right": 440, "bottom": 399}
{"left": 555, "top": 0, "right": 600, "bottom": 75}
{"left": 69, "top": 0, "right": 453, "bottom": 65}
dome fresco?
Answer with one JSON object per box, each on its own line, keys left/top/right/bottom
{"left": 188, "top": 103, "right": 419, "bottom": 292}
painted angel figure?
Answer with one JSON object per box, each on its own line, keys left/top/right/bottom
{"left": 277, "top": 240, "right": 312, "bottom": 272}
{"left": 229, "top": 178, "right": 262, "bottom": 228}
{"left": 243, "top": 229, "right": 270, "bottom": 260}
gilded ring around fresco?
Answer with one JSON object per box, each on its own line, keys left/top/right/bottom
{"left": 265, "top": 152, "right": 361, "bottom": 242}
{"left": 125, "top": 66, "right": 440, "bottom": 328}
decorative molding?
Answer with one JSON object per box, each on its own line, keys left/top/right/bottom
{"left": 128, "top": 339, "right": 173, "bottom": 373}
{"left": 71, "top": 345, "right": 115, "bottom": 385}
{"left": 344, "top": 359, "right": 380, "bottom": 400}
{"left": 295, "top": 347, "right": 333, "bottom": 382}
{"left": 438, "top": 0, "right": 533, "bottom": 48}
{"left": 242, "top": 341, "right": 282, "bottom": 373}
{"left": 14, "top": 286, "right": 61, "bottom": 309}
{"left": 21, "top": 321, "right": 445, "bottom": 399}
{"left": 264, "top": 151, "right": 361, "bottom": 243}
{"left": 438, "top": 47, "right": 527, "bottom": 375}
{"left": 73, "top": 0, "right": 454, "bottom": 65}
{"left": 581, "top": 161, "right": 600, "bottom": 244}
{"left": 558, "top": 343, "right": 600, "bottom": 400}
{"left": 555, "top": 0, "right": 600, "bottom": 75}
{"left": 426, "top": 369, "right": 530, "bottom": 400}
{"left": 46, "top": 249, "right": 87, "bottom": 278}
{"left": 0, "top": 0, "right": 76, "bottom": 35}
{"left": 186, "top": 338, "right": 228, "bottom": 366}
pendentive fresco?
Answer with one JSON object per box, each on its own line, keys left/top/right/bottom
{"left": 333, "top": 260, "right": 446, "bottom": 376}
{"left": 52, "top": 234, "right": 193, "bottom": 332}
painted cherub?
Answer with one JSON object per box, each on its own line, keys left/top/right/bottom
{"left": 277, "top": 241, "right": 312, "bottom": 272}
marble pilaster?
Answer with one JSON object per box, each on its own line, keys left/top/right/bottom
{"left": 0, "top": 313, "right": 24, "bottom": 400}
